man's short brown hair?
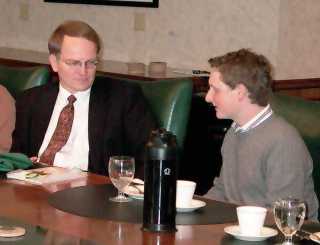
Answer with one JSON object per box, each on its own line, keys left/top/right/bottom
{"left": 48, "top": 20, "right": 101, "bottom": 55}
{"left": 208, "top": 49, "right": 273, "bottom": 106}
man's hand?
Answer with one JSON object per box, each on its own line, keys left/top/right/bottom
{"left": 30, "top": 156, "right": 39, "bottom": 163}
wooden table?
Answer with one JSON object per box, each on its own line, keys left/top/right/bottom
{"left": 0, "top": 174, "right": 229, "bottom": 244}
{"left": 0, "top": 173, "right": 317, "bottom": 244}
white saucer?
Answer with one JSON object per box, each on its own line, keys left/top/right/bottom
{"left": 224, "top": 225, "right": 278, "bottom": 241}
{"left": 0, "top": 226, "right": 26, "bottom": 238}
{"left": 123, "top": 185, "right": 144, "bottom": 200}
{"left": 176, "top": 199, "right": 206, "bottom": 213}
{"left": 310, "top": 232, "right": 320, "bottom": 244}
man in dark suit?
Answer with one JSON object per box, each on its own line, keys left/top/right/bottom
{"left": 11, "top": 20, "right": 155, "bottom": 177}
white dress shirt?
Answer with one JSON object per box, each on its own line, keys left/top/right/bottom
{"left": 232, "top": 104, "right": 273, "bottom": 133}
{"left": 38, "top": 85, "right": 90, "bottom": 171}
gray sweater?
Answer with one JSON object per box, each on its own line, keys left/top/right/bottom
{"left": 205, "top": 114, "right": 319, "bottom": 221}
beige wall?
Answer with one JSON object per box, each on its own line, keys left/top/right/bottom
{"left": 0, "top": 0, "right": 319, "bottom": 79}
{"left": 277, "top": 0, "right": 320, "bottom": 79}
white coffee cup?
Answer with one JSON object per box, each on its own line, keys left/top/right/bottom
{"left": 176, "top": 180, "right": 196, "bottom": 208}
{"left": 236, "top": 206, "right": 267, "bottom": 236}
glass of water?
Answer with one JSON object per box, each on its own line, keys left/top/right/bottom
{"left": 273, "top": 198, "right": 306, "bottom": 244}
{"left": 108, "top": 156, "right": 135, "bottom": 202}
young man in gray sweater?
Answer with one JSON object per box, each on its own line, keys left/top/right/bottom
{"left": 204, "top": 49, "right": 318, "bottom": 221}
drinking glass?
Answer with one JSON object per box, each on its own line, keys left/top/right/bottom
{"left": 108, "top": 156, "right": 135, "bottom": 202}
{"left": 273, "top": 198, "right": 306, "bottom": 244}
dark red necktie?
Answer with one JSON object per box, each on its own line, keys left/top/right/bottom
{"left": 39, "top": 95, "right": 77, "bottom": 165}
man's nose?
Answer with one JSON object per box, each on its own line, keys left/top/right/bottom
{"left": 205, "top": 91, "right": 211, "bottom": 103}
{"left": 79, "top": 64, "right": 89, "bottom": 74}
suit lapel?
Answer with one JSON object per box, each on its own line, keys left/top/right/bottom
{"left": 88, "top": 80, "right": 109, "bottom": 149}
{"left": 32, "top": 83, "right": 59, "bottom": 154}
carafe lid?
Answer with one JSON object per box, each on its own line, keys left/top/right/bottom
{"left": 146, "top": 128, "right": 177, "bottom": 160}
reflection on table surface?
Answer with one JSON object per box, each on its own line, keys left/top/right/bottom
{"left": 0, "top": 172, "right": 319, "bottom": 245}
{"left": 0, "top": 217, "right": 100, "bottom": 245}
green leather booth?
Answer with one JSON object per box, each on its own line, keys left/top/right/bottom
{"left": 99, "top": 75, "right": 193, "bottom": 153}
{"left": 1, "top": 67, "right": 192, "bottom": 180}
{"left": 0, "top": 65, "right": 50, "bottom": 98}
{"left": 0, "top": 64, "right": 192, "bottom": 153}
{"left": 271, "top": 93, "right": 320, "bottom": 218}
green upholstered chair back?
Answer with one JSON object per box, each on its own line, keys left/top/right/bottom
{"left": 103, "top": 76, "right": 193, "bottom": 151}
{"left": 271, "top": 93, "right": 320, "bottom": 217}
{"left": 0, "top": 65, "right": 50, "bottom": 98}
{"left": 132, "top": 79, "right": 193, "bottom": 151}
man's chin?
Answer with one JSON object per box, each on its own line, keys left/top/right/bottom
{"left": 215, "top": 111, "right": 226, "bottom": 120}
{"left": 73, "top": 81, "right": 94, "bottom": 91}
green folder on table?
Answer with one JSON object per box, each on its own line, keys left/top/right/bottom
{"left": 0, "top": 153, "right": 32, "bottom": 172}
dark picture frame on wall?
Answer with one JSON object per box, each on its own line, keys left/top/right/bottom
{"left": 44, "top": 0, "right": 159, "bottom": 8}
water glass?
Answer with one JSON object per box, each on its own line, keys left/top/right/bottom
{"left": 108, "top": 156, "right": 135, "bottom": 202}
{"left": 273, "top": 198, "right": 306, "bottom": 244}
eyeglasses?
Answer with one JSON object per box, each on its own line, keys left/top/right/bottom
{"left": 60, "top": 59, "right": 99, "bottom": 70}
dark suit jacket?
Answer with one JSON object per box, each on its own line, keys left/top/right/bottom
{"left": 11, "top": 76, "right": 156, "bottom": 178}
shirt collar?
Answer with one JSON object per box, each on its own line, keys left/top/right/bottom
{"left": 58, "top": 84, "right": 91, "bottom": 103}
{"left": 232, "top": 104, "right": 273, "bottom": 133}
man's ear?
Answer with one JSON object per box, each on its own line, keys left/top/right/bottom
{"left": 49, "top": 54, "right": 58, "bottom": 72}
{"left": 235, "top": 83, "right": 249, "bottom": 101}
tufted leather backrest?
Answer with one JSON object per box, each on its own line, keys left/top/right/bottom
{"left": 131, "top": 79, "right": 193, "bottom": 152}
{"left": 0, "top": 65, "right": 50, "bottom": 98}
{"left": 101, "top": 75, "right": 193, "bottom": 152}
{"left": 271, "top": 93, "right": 320, "bottom": 218}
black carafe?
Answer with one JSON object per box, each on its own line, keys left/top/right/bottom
{"left": 142, "top": 128, "right": 178, "bottom": 232}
